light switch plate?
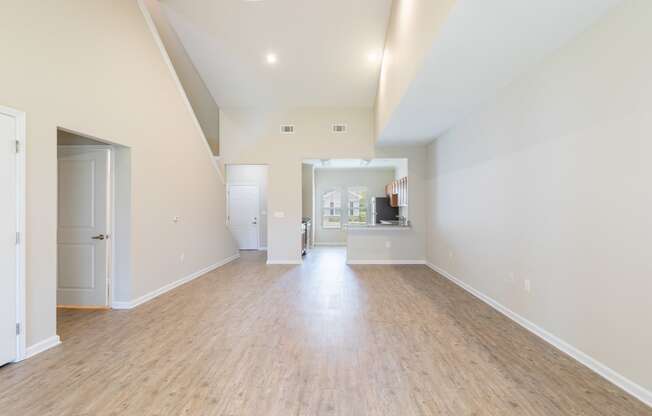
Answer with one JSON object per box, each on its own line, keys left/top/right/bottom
{"left": 273, "top": 211, "right": 285, "bottom": 218}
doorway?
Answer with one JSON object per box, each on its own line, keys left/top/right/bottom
{"left": 0, "top": 106, "right": 26, "bottom": 366}
{"left": 56, "top": 130, "right": 132, "bottom": 314}
{"left": 56, "top": 127, "right": 134, "bottom": 310}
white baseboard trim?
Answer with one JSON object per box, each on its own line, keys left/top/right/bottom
{"left": 425, "top": 262, "right": 652, "bottom": 408}
{"left": 258, "top": 246, "right": 268, "bottom": 251}
{"left": 25, "top": 335, "right": 61, "bottom": 359}
{"left": 266, "top": 259, "right": 302, "bottom": 265}
{"left": 314, "top": 242, "right": 346, "bottom": 247}
{"left": 347, "top": 259, "right": 426, "bottom": 265}
{"left": 112, "top": 253, "right": 240, "bottom": 310}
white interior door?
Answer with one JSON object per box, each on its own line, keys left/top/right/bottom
{"left": 0, "top": 111, "right": 18, "bottom": 366}
{"left": 228, "top": 185, "right": 259, "bottom": 250}
{"left": 57, "top": 147, "right": 110, "bottom": 307}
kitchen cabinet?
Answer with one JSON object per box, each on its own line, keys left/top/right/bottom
{"left": 385, "top": 177, "right": 408, "bottom": 208}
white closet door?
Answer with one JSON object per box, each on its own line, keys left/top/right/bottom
{"left": 57, "top": 147, "right": 110, "bottom": 307}
{"left": 0, "top": 111, "right": 18, "bottom": 366}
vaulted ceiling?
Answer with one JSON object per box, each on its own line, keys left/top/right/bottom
{"left": 160, "top": 0, "right": 622, "bottom": 144}
{"left": 376, "top": 0, "right": 623, "bottom": 144}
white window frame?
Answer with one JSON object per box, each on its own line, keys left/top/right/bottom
{"left": 321, "top": 188, "right": 342, "bottom": 229}
{"left": 346, "top": 186, "right": 368, "bottom": 225}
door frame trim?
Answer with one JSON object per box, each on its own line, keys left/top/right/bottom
{"left": 1, "top": 106, "right": 27, "bottom": 361}
{"left": 226, "top": 183, "right": 261, "bottom": 250}
{"left": 56, "top": 145, "right": 114, "bottom": 308}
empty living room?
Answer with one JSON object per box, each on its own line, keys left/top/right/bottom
{"left": 1, "top": 0, "right": 650, "bottom": 415}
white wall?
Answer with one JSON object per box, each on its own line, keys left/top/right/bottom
{"left": 375, "top": 0, "right": 455, "bottom": 138}
{"left": 427, "top": 0, "right": 652, "bottom": 395}
{"left": 0, "top": 0, "right": 237, "bottom": 348}
{"left": 314, "top": 168, "right": 395, "bottom": 245}
{"left": 226, "top": 165, "right": 268, "bottom": 248}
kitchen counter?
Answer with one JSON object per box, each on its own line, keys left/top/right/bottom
{"left": 346, "top": 221, "right": 422, "bottom": 264}
{"left": 346, "top": 223, "right": 411, "bottom": 231}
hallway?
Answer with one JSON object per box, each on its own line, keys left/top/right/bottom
{"left": 0, "top": 248, "right": 648, "bottom": 415}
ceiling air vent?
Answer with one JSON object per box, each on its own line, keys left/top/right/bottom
{"left": 280, "top": 124, "right": 295, "bottom": 134}
{"left": 332, "top": 124, "right": 347, "bottom": 134}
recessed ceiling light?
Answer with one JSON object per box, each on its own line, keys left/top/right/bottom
{"left": 367, "top": 50, "right": 383, "bottom": 63}
{"left": 266, "top": 53, "right": 278, "bottom": 65}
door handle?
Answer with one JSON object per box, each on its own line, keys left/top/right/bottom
{"left": 91, "top": 234, "right": 106, "bottom": 240}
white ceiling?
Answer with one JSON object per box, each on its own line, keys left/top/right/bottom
{"left": 379, "top": 0, "right": 622, "bottom": 144}
{"left": 160, "top": 0, "right": 392, "bottom": 108}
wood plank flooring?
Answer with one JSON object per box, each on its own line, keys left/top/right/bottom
{"left": 0, "top": 247, "right": 649, "bottom": 415}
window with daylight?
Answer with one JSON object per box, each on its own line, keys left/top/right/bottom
{"left": 347, "top": 187, "right": 368, "bottom": 225}
{"left": 322, "top": 189, "right": 342, "bottom": 229}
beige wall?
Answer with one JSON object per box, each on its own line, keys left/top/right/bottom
{"left": 219, "top": 108, "right": 429, "bottom": 263}
{"left": 374, "top": 0, "right": 455, "bottom": 138}
{"left": 143, "top": 0, "right": 220, "bottom": 155}
{"left": 0, "top": 0, "right": 237, "bottom": 348}
{"left": 375, "top": 146, "right": 428, "bottom": 261}
{"left": 427, "top": 0, "right": 652, "bottom": 393}
{"left": 219, "top": 108, "right": 376, "bottom": 262}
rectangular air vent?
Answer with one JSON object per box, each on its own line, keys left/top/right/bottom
{"left": 280, "top": 124, "right": 295, "bottom": 134}
{"left": 332, "top": 124, "right": 347, "bottom": 133}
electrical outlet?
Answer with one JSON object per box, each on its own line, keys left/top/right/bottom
{"left": 385, "top": 241, "right": 392, "bottom": 249}
{"left": 524, "top": 279, "right": 531, "bottom": 293}
{"left": 179, "top": 253, "right": 185, "bottom": 263}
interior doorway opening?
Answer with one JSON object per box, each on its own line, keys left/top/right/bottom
{"left": 56, "top": 129, "right": 131, "bottom": 311}
{"left": 301, "top": 158, "right": 409, "bottom": 263}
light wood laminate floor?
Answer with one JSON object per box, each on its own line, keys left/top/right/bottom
{"left": 0, "top": 248, "right": 649, "bottom": 415}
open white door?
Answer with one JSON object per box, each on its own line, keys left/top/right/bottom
{"left": 228, "top": 185, "right": 259, "bottom": 250}
{"left": 0, "top": 110, "right": 19, "bottom": 366}
{"left": 57, "top": 147, "right": 111, "bottom": 307}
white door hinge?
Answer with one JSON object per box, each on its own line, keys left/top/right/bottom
{"left": 16, "top": 323, "right": 20, "bottom": 335}
{"left": 15, "top": 140, "right": 20, "bottom": 153}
